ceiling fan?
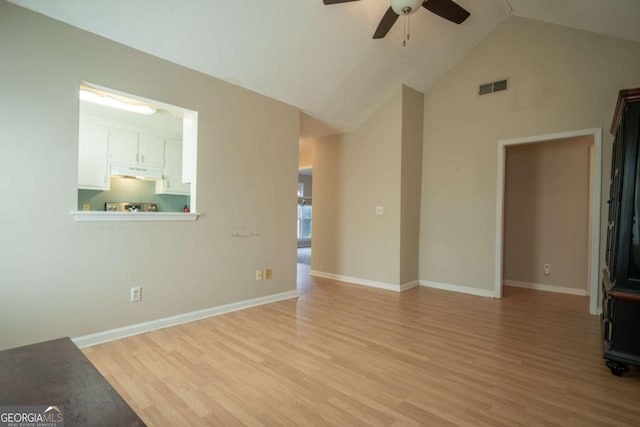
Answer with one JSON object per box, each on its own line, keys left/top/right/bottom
{"left": 323, "top": 0, "right": 470, "bottom": 40}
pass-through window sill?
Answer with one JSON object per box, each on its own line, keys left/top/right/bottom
{"left": 71, "top": 211, "right": 200, "bottom": 222}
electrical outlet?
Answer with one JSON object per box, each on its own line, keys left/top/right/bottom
{"left": 130, "top": 286, "right": 141, "bottom": 302}
{"left": 256, "top": 270, "right": 263, "bottom": 281}
{"left": 264, "top": 268, "right": 272, "bottom": 280}
{"left": 544, "top": 264, "right": 551, "bottom": 276}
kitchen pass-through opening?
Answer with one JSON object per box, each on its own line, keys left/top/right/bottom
{"left": 75, "top": 83, "right": 198, "bottom": 220}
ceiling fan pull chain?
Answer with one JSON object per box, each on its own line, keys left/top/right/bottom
{"left": 330, "top": 0, "right": 470, "bottom": 41}
{"left": 403, "top": 12, "right": 407, "bottom": 47}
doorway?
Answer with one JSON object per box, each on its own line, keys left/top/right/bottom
{"left": 297, "top": 168, "right": 313, "bottom": 266}
{"left": 495, "top": 128, "right": 602, "bottom": 314}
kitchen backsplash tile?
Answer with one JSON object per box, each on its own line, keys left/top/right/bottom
{"left": 78, "top": 177, "right": 189, "bottom": 212}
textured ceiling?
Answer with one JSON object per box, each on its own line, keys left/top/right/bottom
{"left": 8, "top": 0, "right": 640, "bottom": 137}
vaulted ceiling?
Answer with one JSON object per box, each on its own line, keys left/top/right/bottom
{"left": 9, "top": 0, "right": 640, "bottom": 137}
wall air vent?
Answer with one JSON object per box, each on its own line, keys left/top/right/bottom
{"left": 478, "top": 78, "right": 509, "bottom": 96}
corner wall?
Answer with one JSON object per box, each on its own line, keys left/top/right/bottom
{"left": 420, "top": 16, "right": 640, "bottom": 291}
{"left": 400, "top": 86, "right": 424, "bottom": 285}
{"left": 312, "top": 86, "right": 423, "bottom": 288}
{"left": 313, "top": 88, "right": 403, "bottom": 286}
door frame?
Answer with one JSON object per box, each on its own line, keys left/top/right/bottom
{"left": 495, "top": 128, "right": 602, "bottom": 314}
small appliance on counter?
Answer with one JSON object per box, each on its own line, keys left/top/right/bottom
{"left": 105, "top": 202, "right": 158, "bottom": 212}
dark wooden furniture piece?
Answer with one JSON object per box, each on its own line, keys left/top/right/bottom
{"left": 0, "top": 337, "right": 145, "bottom": 426}
{"left": 602, "top": 87, "right": 640, "bottom": 376}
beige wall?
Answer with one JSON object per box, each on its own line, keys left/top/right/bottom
{"left": 420, "top": 17, "right": 640, "bottom": 291}
{"left": 313, "top": 85, "right": 423, "bottom": 286}
{"left": 400, "top": 86, "right": 424, "bottom": 285}
{"left": 0, "top": 2, "right": 299, "bottom": 350}
{"left": 313, "top": 88, "right": 403, "bottom": 285}
{"left": 504, "top": 137, "right": 591, "bottom": 290}
{"left": 299, "top": 145, "right": 313, "bottom": 170}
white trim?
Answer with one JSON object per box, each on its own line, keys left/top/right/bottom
{"left": 72, "top": 211, "right": 200, "bottom": 222}
{"left": 419, "top": 280, "right": 497, "bottom": 298}
{"left": 310, "top": 270, "right": 413, "bottom": 292}
{"left": 503, "top": 280, "right": 589, "bottom": 296}
{"left": 72, "top": 290, "right": 298, "bottom": 348}
{"left": 496, "top": 139, "right": 506, "bottom": 300}
{"left": 495, "top": 128, "right": 602, "bottom": 315}
{"left": 400, "top": 280, "right": 420, "bottom": 291}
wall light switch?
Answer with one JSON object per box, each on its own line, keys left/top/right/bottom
{"left": 256, "top": 270, "right": 263, "bottom": 281}
{"left": 376, "top": 206, "right": 384, "bottom": 215}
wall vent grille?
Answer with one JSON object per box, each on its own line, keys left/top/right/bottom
{"left": 479, "top": 79, "right": 509, "bottom": 96}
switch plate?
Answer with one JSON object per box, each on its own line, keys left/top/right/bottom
{"left": 264, "top": 268, "right": 272, "bottom": 280}
{"left": 544, "top": 264, "right": 551, "bottom": 276}
{"left": 130, "top": 286, "right": 141, "bottom": 302}
{"left": 376, "top": 206, "right": 384, "bottom": 215}
{"left": 256, "top": 270, "right": 263, "bottom": 281}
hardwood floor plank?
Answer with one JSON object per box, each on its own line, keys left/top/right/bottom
{"left": 84, "top": 271, "right": 640, "bottom": 426}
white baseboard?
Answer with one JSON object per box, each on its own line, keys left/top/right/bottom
{"left": 72, "top": 290, "right": 299, "bottom": 348}
{"left": 310, "top": 270, "right": 417, "bottom": 292}
{"left": 503, "top": 280, "right": 588, "bottom": 296}
{"left": 400, "top": 280, "right": 420, "bottom": 291}
{"left": 419, "top": 280, "right": 497, "bottom": 298}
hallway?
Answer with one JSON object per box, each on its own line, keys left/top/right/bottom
{"left": 297, "top": 247, "right": 311, "bottom": 266}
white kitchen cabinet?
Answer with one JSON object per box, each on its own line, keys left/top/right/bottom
{"left": 139, "top": 133, "right": 165, "bottom": 168}
{"left": 109, "top": 128, "right": 165, "bottom": 169}
{"left": 108, "top": 127, "right": 138, "bottom": 164}
{"left": 78, "top": 121, "right": 110, "bottom": 190}
{"left": 156, "top": 138, "right": 190, "bottom": 195}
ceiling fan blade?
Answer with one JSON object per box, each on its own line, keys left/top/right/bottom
{"left": 323, "top": 0, "right": 359, "bottom": 4}
{"left": 373, "top": 7, "right": 399, "bottom": 39}
{"left": 422, "top": 0, "right": 470, "bottom": 24}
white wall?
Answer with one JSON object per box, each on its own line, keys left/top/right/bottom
{"left": 0, "top": 2, "right": 299, "bottom": 350}
{"left": 420, "top": 17, "right": 640, "bottom": 291}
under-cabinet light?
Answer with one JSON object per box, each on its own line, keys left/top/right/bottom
{"left": 79, "top": 89, "right": 156, "bottom": 115}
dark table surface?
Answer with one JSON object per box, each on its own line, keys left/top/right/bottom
{"left": 0, "top": 337, "right": 145, "bottom": 426}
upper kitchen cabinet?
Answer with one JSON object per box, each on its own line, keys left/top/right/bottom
{"left": 109, "top": 128, "right": 165, "bottom": 169}
{"left": 78, "top": 121, "right": 109, "bottom": 190}
{"left": 139, "top": 133, "right": 165, "bottom": 169}
{"left": 156, "top": 138, "right": 190, "bottom": 195}
{"left": 109, "top": 127, "right": 138, "bottom": 164}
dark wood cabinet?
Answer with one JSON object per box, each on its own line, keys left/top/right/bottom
{"left": 603, "top": 87, "right": 640, "bottom": 376}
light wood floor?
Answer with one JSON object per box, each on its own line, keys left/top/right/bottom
{"left": 84, "top": 266, "right": 640, "bottom": 426}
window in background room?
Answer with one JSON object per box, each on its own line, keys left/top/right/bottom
{"left": 297, "top": 182, "right": 312, "bottom": 241}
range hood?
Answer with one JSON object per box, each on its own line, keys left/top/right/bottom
{"left": 110, "top": 164, "right": 163, "bottom": 180}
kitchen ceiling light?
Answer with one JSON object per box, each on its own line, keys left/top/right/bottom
{"left": 79, "top": 89, "right": 156, "bottom": 115}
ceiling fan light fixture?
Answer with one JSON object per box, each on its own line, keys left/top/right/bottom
{"left": 391, "top": 0, "right": 423, "bottom": 15}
